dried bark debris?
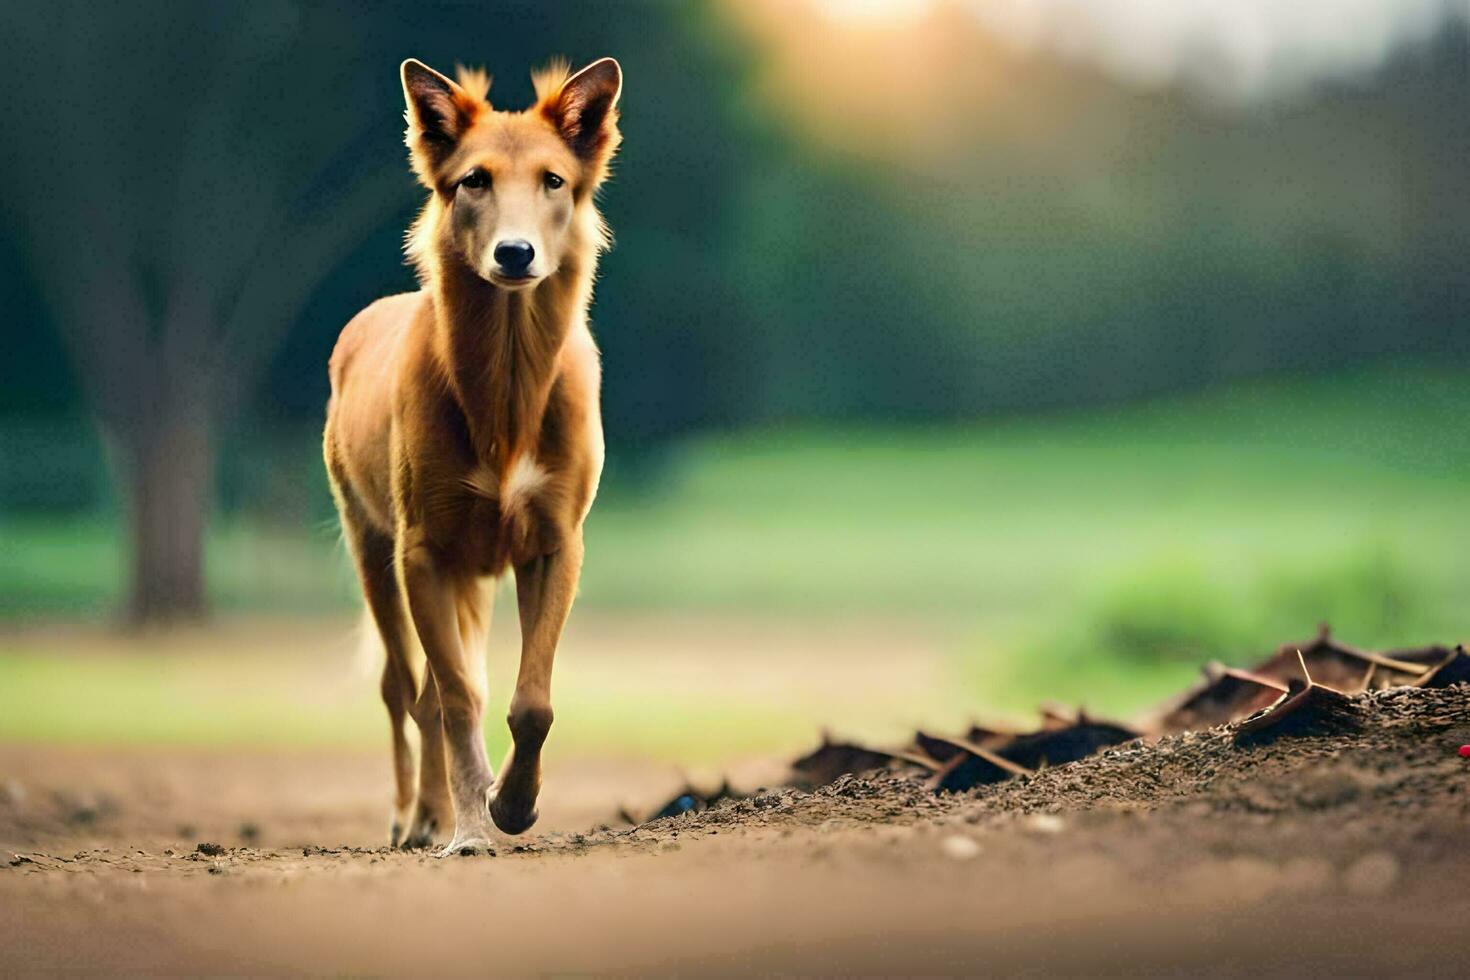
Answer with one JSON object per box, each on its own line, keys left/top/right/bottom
{"left": 1233, "top": 652, "right": 1362, "bottom": 744}
{"left": 1413, "top": 644, "right": 1470, "bottom": 689}
{"left": 618, "top": 780, "right": 744, "bottom": 825}
{"left": 1150, "top": 664, "right": 1288, "bottom": 735}
{"left": 621, "top": 627, "right": 1466, "bottom": 824}
{"left": 1247, "top": 625, "right": 1428, "bottom": 691}
{"left": 790, "top": 735, "right": 936, "bottom": 788}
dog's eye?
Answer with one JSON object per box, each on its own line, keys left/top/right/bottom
{"left": 458, "top": 168, "right": 490, "bottom": 191}
{"left": 543, "top": 172, "right": 565, "bottom": 191}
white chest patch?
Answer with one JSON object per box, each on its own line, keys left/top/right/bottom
{"left": 463, "top": 454, "right": 549, "bottom": 516}
{"left": 501, "top": 454, "right": 549, "bottom": 514}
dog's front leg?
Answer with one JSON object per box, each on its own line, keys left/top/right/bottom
{"left": 400, "top": 540, "right": 497, "bottom": 855}
{"left": 491, "top": 532, "right": 584, "bottom": 835}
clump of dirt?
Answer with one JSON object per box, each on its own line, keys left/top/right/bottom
{"left": 962, "top": 685, "right": 1465, "bottom": 818}
{"left": 604, "top": 685, "right": 1467, "bottom": 843}
{"left": 621, "top": 628, "right": 1467, "bottom": 837}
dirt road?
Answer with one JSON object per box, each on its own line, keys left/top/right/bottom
{"left": 3, "top": 686, "right": 1468, "bottom": 975}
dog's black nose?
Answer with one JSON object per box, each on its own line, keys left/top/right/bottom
{"left": 494, "top": 239, "right": 535, "bottom": 276}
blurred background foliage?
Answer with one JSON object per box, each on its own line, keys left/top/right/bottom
{"left": 0, "top": 0, "right": 1467, "bottom": 736}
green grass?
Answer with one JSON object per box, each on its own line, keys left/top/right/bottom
{"left": 0, "top": 646, "right": 377, "bottom": 748}
{"left": 2, "top": 362, "right": 1468, "bottom": 737}
{"left": 0, "top": 642, "right": 814, "bottom": 765}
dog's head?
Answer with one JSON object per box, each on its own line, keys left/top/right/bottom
{"left": 402, "top": 57, "right": 622, "bottom": 289}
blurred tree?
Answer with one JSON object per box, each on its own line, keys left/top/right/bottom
{"left": 0, "top": 3, "right": 411, "bottom": 621}
{"left": 0, "top": 0, "right": 758, "bottom": 622}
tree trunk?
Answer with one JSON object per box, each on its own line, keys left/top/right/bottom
{"left": 121, "top": 409, "right": 212, "bottom": 624}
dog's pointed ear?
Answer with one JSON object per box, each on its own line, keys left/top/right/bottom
{"left": 401, "top": 59, "right": 485, "bottom": 185}
{"left": 540, "top": 57, "right": 622, "bottom": 171}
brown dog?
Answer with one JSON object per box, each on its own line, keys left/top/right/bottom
{"left": 323, "top": 56, "right": 620, "bottom": 854}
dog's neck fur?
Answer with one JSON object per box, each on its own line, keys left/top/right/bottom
{"left": 432, "top": 254, "right": 588, "bottom": 470}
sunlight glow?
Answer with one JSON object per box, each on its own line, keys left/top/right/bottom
{"left": 814, "top": 0, "right": 938, "bottom": 25}
{"left": 788, "top": 0, "right": 1470, "bottom": 104}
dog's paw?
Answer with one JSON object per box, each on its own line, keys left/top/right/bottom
{"left": 399, "top": 805, "right": 443, "bottom": 850}
{"left": 489, "top": 792, "right": 539, "bottom": 836}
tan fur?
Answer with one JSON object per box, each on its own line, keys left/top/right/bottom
{"left": 323, "top": 56, "right": 621, "bottom": 852}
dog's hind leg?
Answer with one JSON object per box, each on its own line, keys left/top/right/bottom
{"left": 340, "top": 504, "right": 422, "bottom": 847}
{"left": 404, "top": 660, "right": 453, "bottom": 848}
{"left": 378, "top": 643, "right": 417, "bottom": 846}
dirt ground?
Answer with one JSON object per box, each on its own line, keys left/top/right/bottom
{"left": 3, "top": 685, "right": 1468, "bottom": 976}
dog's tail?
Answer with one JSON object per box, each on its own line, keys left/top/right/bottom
{"left": 352, "top": 608, "right": 383, "bottom": 681}
{"left": 351, "top": 604, "right": 427, "bottom": 688}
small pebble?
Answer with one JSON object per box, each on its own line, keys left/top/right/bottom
{"left": 1024, "top": 814, "right": 1066, "bottom": 835}
{"left": 941, "top": 835, "right": 981, "bottom": 860}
